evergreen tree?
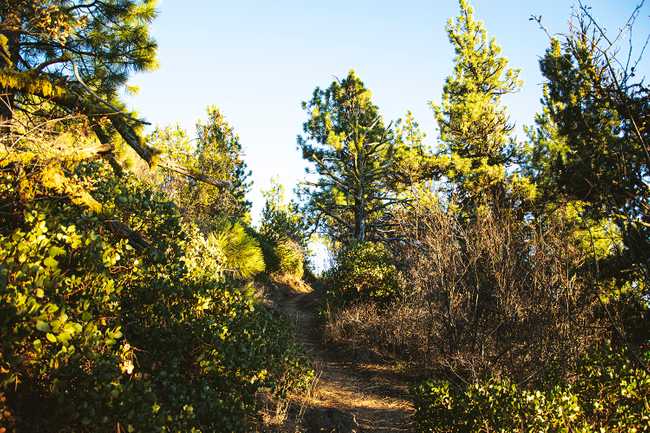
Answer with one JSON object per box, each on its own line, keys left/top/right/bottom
{"left": 146, "top": 125, "right": 195, "bottom": 206}
{"left": 0, "top": 0, "right": 158, "bottom": 162}
{"left": 529, "top": 26, "right": 649, "bottom": 286}
{"left": 433, "top": 0, "right": 531, "bottom": 213}
{"left": 193, "top": 106, "right": 252, "bottom": 222}
{"left": 260, "top": 178, "right": 306, "bottom": 247}
{"left": 393, "top": 111, "right": 434, "bottom": 187}
{"left": 299, "top": 70, "right": 422, "bottom": 242}
{"left": 147, "top": 107, "right": 252, "bottom": 226}
{"left": 258, "top": 178, "right": 308, "bottom": 278}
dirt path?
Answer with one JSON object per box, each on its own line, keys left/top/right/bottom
{"left": 267, "top": 284, "right": 415, "bottom": 433}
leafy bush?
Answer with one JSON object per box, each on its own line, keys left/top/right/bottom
{"left": 413, "top": 348, "right": 650, "bottom": 433}
{"left": 209, "top": 221, "right": 266, "bottom": 280}
{"left": 274, "top": 239, "right": 304, "bottom": 279}
{"left": 326, "top": 241, "right": 400, "bottom": 304}
{"left": 257, "top": 179, "right": 308, "bottom": 281}
{"left": 0, "top": 138, "right": 310, "bottom": 432}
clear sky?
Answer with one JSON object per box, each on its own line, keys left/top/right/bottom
{"left": 124, "top": 0, "right": 649, "bottom": 224}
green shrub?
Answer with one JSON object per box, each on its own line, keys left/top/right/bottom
{"left": 0, "top": 143, "right": 310, "bottom": 433}
{"left": 275, "top": 239, "right": 304, "bottom": 279}
{"left": 210, "top": 221, "right": 266, "bottom": 280}
{"left": 326, "top": 241, "right": 400, "bottom": 304}
{"left": 257, "top": 235, "right": 305, "bottom": 280}
{"left": 413, "top": 347, "right": 650, "bottom": 432}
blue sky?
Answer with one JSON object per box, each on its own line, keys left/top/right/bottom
{"left": 125, "top": 0, "right": 649, "bottom": 224}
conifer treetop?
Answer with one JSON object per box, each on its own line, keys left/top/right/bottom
{"left": 434, "top": 0, "right": 522, "bottom": 161}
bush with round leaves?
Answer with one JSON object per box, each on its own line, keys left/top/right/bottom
{"left": 413, "top": 347, "right": 649, "bottom": 432}
{"left": 326, "top": 241, "right": 400, "bottom": 305}
{"left": 0, "top": 140, "right": 311, "bottom": 433}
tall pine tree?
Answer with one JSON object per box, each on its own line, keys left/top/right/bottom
{"left": 0, "top": 0, "right": 158, "bottom": 163}
{"left": 194, "top": 106, "right": 252, "bottom": 222}
{"left": 298, "top": 71, "right": 421, "bottom": 242}
{"left": 433, "top": 0, "right": 532, "bottom": 214}
{"left": 528, "top": 22, "right": 649, "bottom": 287}
{"left": 148, "top": 107, "right": 252, "bottom": 227}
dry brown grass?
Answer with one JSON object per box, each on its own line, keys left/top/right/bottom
{"left": 324, "top": 301, "right": 430, "bottom": 363}
{"left": 270, "top": 272, "right": 313, "bottom": 294}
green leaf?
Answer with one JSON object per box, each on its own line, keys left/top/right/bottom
{"left": 43, "top": 256, "right": 58, "bottom": 269}
{"left": 36, "top": 320, "right": 50, "bottom": 332}
{"left": 46, "top": 333, "right": 57, "bottom": 343}
{"left": 48, "top": 245, "right": 65, "bottom": 258}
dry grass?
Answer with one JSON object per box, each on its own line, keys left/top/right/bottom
{"left": 324, "top": 302, "right": 429, "bottom": 363}
{"left": 270, "top": 272, "right": 313, "bottom": 294}
{"left": 257, "top": 369, "right": 320, "bottom": 432}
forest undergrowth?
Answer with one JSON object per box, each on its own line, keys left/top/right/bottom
{"left": 1, "top": 0, "right": 649, "bottom": 432}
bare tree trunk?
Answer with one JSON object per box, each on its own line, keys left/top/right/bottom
{"left": 354, "top": 158, "right": 367, "bottom": 241}
{"left": 354, "top": 195, "right": 366, "bottom": 241}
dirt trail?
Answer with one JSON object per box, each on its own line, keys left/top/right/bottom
{"left": 269, "top": 285, "right": 415, "bottom": 433}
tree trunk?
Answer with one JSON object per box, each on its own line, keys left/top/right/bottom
{"left": 353, "top": 149, "right": 367, "bottom": 242}
{"left": 354, "top": 201, "right": 365, "bottom": 241}
{"left": 354, "top": 191, "right": 366, "bottom": 241}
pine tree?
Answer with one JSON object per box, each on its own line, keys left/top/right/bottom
{"left": 529, "top": 29, "right": 649, "bottom": 285}
{"left": 147, "top": 107, "right": 252, "bottom": 226}
{"left": 0, "top": 0, "right": 158, "bottom": 162}
{"left": 260, "top": 178, "right": 306, "bottom": 247}
{"left": 433, "top": 0, "right": 529, "bottom": 213}
{"left": 146, "top": 125, "right": 195, "bottom": 206}
{"left": 194, "top": 106, "right": 252, "bottom": 222}
{"left": 298, "top": 70, "right": 415, "bottom": 242}
{"left": 393, "top": 111, "right": 434, "bottom": 187}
